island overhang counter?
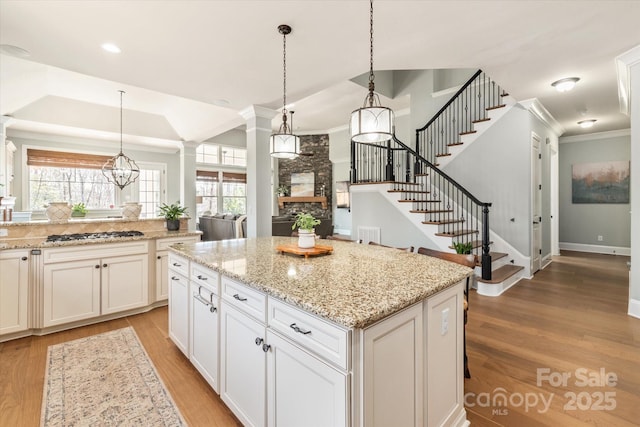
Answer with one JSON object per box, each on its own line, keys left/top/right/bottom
{"left": 168, "top": 236, "right": 472, "bottom": 427}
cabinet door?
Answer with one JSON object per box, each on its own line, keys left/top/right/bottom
{"left": 101, "top": 253, "right": 149, "bottom": 314}
{"left": 190, "top": 282, "right": 219, "bottom": 392}
{"left": 0, "top": 251, "right": 29, "bottom": 335}
{"left": 43, "top": 259, "right": 101, "bottom": 327}
{"left": 220, "top": 304, "right": 266, "bottom": 427}
{"left": 168, "top": 272, "right": 190, "bottom": 356}
{"left": 266, "top": 330, "right": 348, "bottom": 427}
{"left": 155, "top": 251, "right": 169, "bottom": 301}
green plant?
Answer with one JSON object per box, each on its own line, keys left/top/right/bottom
{"left": 71, "top": 202, "right": 87, "bottom": 215}
{"left": 276, "top": 185, "right": 289, "bottom": 196}
{"left": 159, "top": 202, "right": 188, "bottom": 220}
{"left": 453, "top": 241, "right": 473, "bottom": 254}
{"left": 291, "top": 212, "right": 321, "bottom": 231}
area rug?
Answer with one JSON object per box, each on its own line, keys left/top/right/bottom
{"left": 41, "top": 327, "right": 187, "bottom": 426}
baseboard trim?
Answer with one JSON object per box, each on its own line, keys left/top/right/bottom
{"left": 559, "top": 242, "right": 630, "bottom": 256}
{"left": 629, "top": 299, "right": 640, "bottom": 319}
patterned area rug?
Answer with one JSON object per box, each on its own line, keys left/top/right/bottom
{"left": 41, "top": 327, "right": 187, "bottom": 426}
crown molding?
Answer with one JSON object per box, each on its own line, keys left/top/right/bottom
{"left": 559, "top": 128, "right": 631, "bottom": 144}
{"left": 518, "top": 98, "right": 564, "bottom": 136}
{"left": 615, "top": 44, "right": 640, "bottom": 116}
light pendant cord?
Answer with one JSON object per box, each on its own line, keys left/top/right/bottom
{"left": 278, "top": 24, "right": 291, "bottom": 133}
{"left": 368, "top": 0, "right": 375, "bottom": 107}
{"left": 119, "top": 90, "right": 125, "bottom": 154}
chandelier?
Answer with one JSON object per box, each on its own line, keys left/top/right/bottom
{"left": 270, "top": 24, "right": 300, "bottom": 159}
{"left": 350, "top": 0, "right": 394, "bottom": 144}
{"left": 102, "top": 90, "right": 140, "bottom": 189}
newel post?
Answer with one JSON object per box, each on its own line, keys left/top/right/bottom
{"left": 481, "top": 204, "right": 492, "bottom": 280}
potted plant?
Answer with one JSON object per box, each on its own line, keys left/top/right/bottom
{"left": 276, "top": 185, "right": 289, "bottom": 197}
{"left": 453, "top": 241, "right": 473, "bottom": 254}
{"left": 292, "top": 212, "right": 321, "bottom": 248}
{"left": 159, "top": 202, "right": 188, "bottom": 231}
{"left": 71, "top": 202, "right": 88, "bottom": 217}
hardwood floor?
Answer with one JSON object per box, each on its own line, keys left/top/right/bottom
{"left": 465, "top": 251, "right": 639, "bottom": 426}
{"left": 1, "top": 250, "right": 637, "bottom": 426}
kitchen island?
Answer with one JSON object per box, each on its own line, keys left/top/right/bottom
{"left": 169, "top": 236, "right": 472, "bottom": 427}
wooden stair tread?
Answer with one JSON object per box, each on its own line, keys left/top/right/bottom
{"left": 486, "top": 104, "right": 506, "bottom": 111}
{"left": 459, "top": 130, "right": 477, "bottom": 136}
{"left": 388, "top": 190, "right": 430, "bottom": 194}
{"left": 435, "top": 229, "right": 478, "bottom": 237}
{"left": 435, "top": 153, "right": 452, "bottom": 157}
{"left": 398, "top": 199, "right": 441, "bottom": 203}
{"left": 447, "top": 142, "right": 464, "bottom": 147}
{"left": 500, "top": 92, "right": 509, "bottom": 97}
{"left": 477, "top": 264, "right": 524, "bottom": 284}
{"left": 415, "top": 173, "right": 429, "bottom": 177}
{"left": 472, "top": 118, "right": 491, "bottom": 124}
{"left": 423, "top": 219, "right": 465, "bottom": 225}
{"left": 475, "top": 251, "right": 508, "bottom": 267}
{"left": 411, "top": 209, "right": 453, "bottom": 214}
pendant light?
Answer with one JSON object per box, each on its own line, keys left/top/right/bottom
{"left": 270, "top": 24, "right": 300, "bottom": 159}
{"left": 102, "top": 90, "right": 140, "bottom": 189}
{"left": 350, "top": 0, "right": 394, "bottom": 144}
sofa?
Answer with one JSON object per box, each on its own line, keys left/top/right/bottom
{"left": 272, "top": 216, "right": 333, "bottom": 239}
{"left": 199, "top": 214, "right": 247, "bottom": 241}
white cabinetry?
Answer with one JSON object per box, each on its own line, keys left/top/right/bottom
{"left": 42, "top": 242, "right": 149, "bottom": 327}
{"left": 168, "top": 253, "right": 190, "bottom": 356}
{"left": 190, "top": 263, "right": 220, "bottom": 392}
{"left": 155, "top": 236, "right": 199, "bottom": 302}
{"left": 0, "top": 249, "right": 29, "bottom": 335}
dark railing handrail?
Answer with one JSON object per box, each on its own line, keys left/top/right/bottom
{"left": 391, "top": 135, "right": 491, "bottom": 208}
{"left": 416, "top": 69, "right": 482, "bottom": 132}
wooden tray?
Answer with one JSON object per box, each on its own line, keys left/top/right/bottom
{"left": 276, "top": 244, "right": 333, "bottom": 258}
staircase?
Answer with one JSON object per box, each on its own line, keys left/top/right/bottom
{"left": 349, "top": 69, "right": 526, "bottom": 296}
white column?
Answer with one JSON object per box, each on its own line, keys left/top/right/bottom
{"left": 180, "top": 141, "right": 198, "bottom": 231}
{"left": 240, "top": 105, "right": 278, "bottom": 237}
{"left": 616, "top": 45, "right": 640, "bottom": 318}
{"left": 0, "top": 116, "right": 10, "bottom": 197}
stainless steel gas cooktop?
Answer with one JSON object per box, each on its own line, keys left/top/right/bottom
{"left": 46, "top": 230, "right": 144, "bottom": 242}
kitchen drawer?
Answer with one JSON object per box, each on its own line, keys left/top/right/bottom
{"left": 221, "top": 276, "right": 266, "bottom": 323}
{"left": 43, "top": 241, "right": 148, "bottom": 264}
{"left": 157, "top": 236, "right": 199, "bottom": 251}
{"left": 191, "top": 263, "right": 219, "bottom": 295}
{"left": 268, "top": 298, "right": 350, "bottom": 370}
{"left": 168, "top": 253, "right": 189, "bottom": 278}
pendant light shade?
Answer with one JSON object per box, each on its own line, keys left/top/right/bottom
{"left": 270, "top": 24, "right": 300, "bottom": 159}
{"left": 102, "top": 90, "right": 140, "bottom": 190}
{"left": 350, "top": 0, "right": 394, "bottom": 144}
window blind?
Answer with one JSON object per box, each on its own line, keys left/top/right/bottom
{"left": 196, "top": 170, "right": 219, "bottom": 181}
{"left": 27, "top": 149, "right": 112, "bottom": 170}
{"left": 222, "top": 172, "right": 246, "bottom": 183}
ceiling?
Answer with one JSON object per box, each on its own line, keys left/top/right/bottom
{"left": 1, "top": 0, "right": 639, "bottom": 151}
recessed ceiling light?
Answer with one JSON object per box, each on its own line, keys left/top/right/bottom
{"left": 578, "top": 119, "right": 596, "bottom": 128}
{"left": 0, "top": 44, "right": 31, "bottom": 57}
{"left": 551, "top": 77, "right": 580, "bottom": 92}
{"left": 101, "top": 43, "right": 121, "bottom": 54}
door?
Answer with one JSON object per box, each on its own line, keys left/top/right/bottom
{"left": 101, "top": 254, "right": 148, "bottom": 314}
{"left": 220, "top": 304, "right": 266, "bottom": 427}
{"left": 266, "top": 330, "right": 348, "bottom": 427}
{"left": 532, "top": 133, "right": 542, "bottom": 273}
{"left": 0, "top": 250, "right": 29, "bottom": 334}
{"left": 190, "top": 282, "right": 220, "bottom": 392}
{"left": 156, "top": 251, "right": 169, "bottom": 301}
{"left": 168, "top": 271, "right": 190, "bottom": 356}
{"left": 43, "top": 259, "right": 101, "bottom": 327}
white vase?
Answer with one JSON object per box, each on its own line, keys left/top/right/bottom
{"left": 121, "top": 202, "right": 142, "bottom": 220}
{"left": 297, "top": 229, "right": 316, "bottom": 248}
{"left": 45, "top": 202, "right": 72, "bottom": 223}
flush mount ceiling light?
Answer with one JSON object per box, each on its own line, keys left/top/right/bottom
{"left": 270, "top": 24, "right": 300, "bottom": 159}
{"left": 101, "top": 42, "right": 121, "bottom": 53}
{"left": 578, "top": 119, "right": 596, "bottom": 129}
{"left": 551, "top": 77, "right": 580, "bottom": 92}
{"left": 350, "top": 0, "right": 394, "bottom": 145}
{"left": 102, "top": 90, "right": 140, "bottom": 189}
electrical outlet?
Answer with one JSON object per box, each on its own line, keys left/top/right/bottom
{"left": 0, "top": 228, "right": 8, "bottom": 237}
{"left": 441, "top": 308, "right": 449, "bottom": 336}
{"left": 597, "top": 235, "right": 603, "bottom": 241}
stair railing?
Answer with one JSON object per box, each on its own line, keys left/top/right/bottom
{"left": 350, "top": 137, "right": 493, "bottom": 280}
{"left": 415, "top": 69, "right": 507, "bottom": 167}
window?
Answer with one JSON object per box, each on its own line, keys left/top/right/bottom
{"left": 222, "top": 172, "right": 246, "bottom": 215}
{"left": 221, "top": 147, "right": 246, "bottom": 167}
{"left": 196, "top": 144, "right": 218, "bottom": 164}
{"left": 137, "top": 168, "right": 162, "bottom": 218}
{"left": 27, "top": 149, "right": 115, "bottom": 209}
{"left": 196, "top": 170, "right": 219, "bottom": 217}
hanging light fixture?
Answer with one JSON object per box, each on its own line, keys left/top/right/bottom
{"left": 350, "top": 0, "right": 394, "bottom": 144}
{"left": 102, "top": 90, "right": 140, "bottom": 189}
{"left": 270, "top": 24, "right": 300, "bottom": 159}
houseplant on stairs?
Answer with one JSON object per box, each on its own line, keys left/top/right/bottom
{"left": 159, "top": 202, "right": 188, "bottom": 231}
{"left": 292, "top": 212, "right": 321, "bottom": 248}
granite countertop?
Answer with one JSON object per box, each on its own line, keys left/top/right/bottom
{"left": 170, "top": 236, "right": 472, "bottom": 329}
{"left": 0, "top": 230, "right": 201, "bottom": 250}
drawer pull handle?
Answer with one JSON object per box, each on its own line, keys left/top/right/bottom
{"left": 171, "top": 276, "right": 180, "bottom": 280}
{"left": 95, "top": 265, "right": 101, "bottom": 269}
{"left": 172, "top": 262, "right": 181, "bottom": 267}
{"left": 290, "top": 323, "right": 312, "bottom": 335}
{"left": 197, "top": 275, "right": 208, "bottom": 280}
{"left": 255, "top": 337, "right": 264, "bottom": 346}
{"left": 262, "top": 343, "right": 271, "bottom": 353}
{"left": 102, "top": 263, "right": 108, "bottom": 268}
{"left": 233, "top": 294, "right": 247, "bottom": 302}
{"left": 21, "top": 257, "right": 28, "bottom": 261}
